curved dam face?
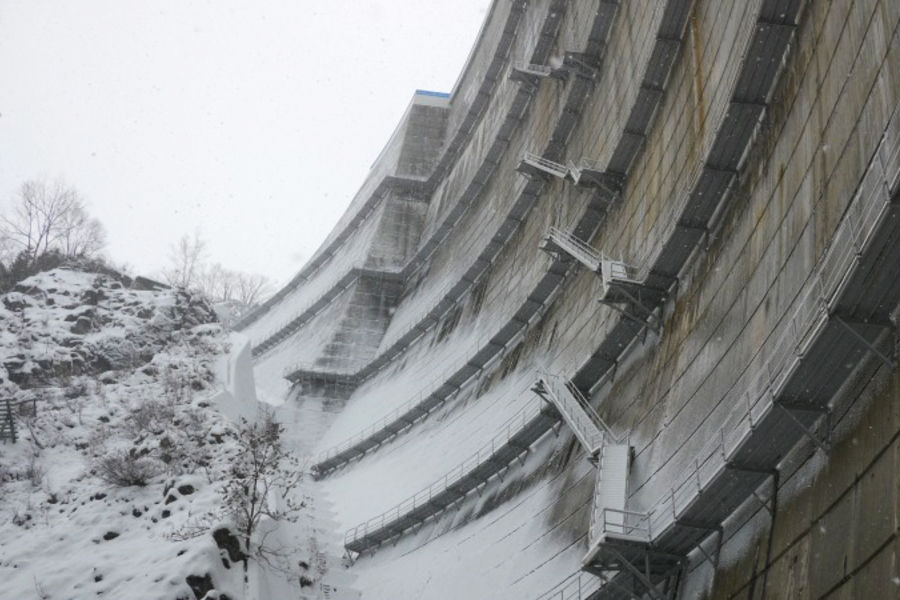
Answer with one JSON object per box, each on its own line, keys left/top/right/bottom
{"left": 244, "top": 0, "right": 900, "bottom": 598}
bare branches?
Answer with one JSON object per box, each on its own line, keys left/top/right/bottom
{"left": 221, "top": 409, "right": 302, "bottom": 558}
{"left": 0, "top": 177, "right": 107, "bottom": 265}
{"left": 163, "top": 231, "right": 207, "bottom": 289}
{"left": 162, "top": 231, "right": 273, "bottom": 308}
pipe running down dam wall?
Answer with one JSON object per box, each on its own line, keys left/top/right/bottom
{"left": 242, "top": 0, "right": 900, "bottom": 597}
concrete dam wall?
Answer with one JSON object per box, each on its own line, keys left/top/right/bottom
{"left": 241, "top": 0, "right": 900, "bottom": 597}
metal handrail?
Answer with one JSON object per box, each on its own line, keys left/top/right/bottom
{"left": 541, "top": 373, "right": 623, "bottom": 446}
{"left": 601, "top": 103, "right": 900, "bottom": 543}
{"left": 312, "top": 282, "right": 561, "bottom": 470}
{"left": 540, "top": 375, "right": 605, "bottom": 452}
{"left": 523, "top": 151, "right": 570, "bottom": 179}
{"left": 546, "top": 227, "right": 603, "bottom": 271}
{"left": 534, "top": 571, "right": 602, "bottom": 600}
{"left": 344, "top": 395, "right": 555, "bottom": 547}
{"left": 514, "top": 61, "right": 554, "bottom": 76}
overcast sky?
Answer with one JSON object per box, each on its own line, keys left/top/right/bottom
{"left": 0, "top": 0, "right": 488, "bottom": 285}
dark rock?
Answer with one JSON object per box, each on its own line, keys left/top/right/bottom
{"left": 132, "top": 508, "right": 142, "bottom": 517}
{"left": 81, "top": 289, "right": 104, "bottom": 305}
{"left": 212, "top": 527, "right": 246, "bottom": 564}
{"left": 165, "top": 494, "right": 177, "bottom": 505}
{"left": 185, "top": 574, "right": 213, "bottom": 600}
{"left": 70, "top": 316, "right": 93, "bottom": 335}
{"left": 3, "top": 293, "right": 31, "bottom": 311}
{"left": 102, "top": 531, "right": 119, "bottom": 541}
{"left": 161, "top": 509, "right": 171, "bottom": 518}
{"left": 177, "top": 484, "right": 195, "bottom": 496}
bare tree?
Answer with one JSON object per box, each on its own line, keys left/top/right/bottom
{"left": 0, "top": 178, "right": 106, "bottom": 264}
{"left": 163, "top": 231, "right": 206, "bottom": 289}
{"left": 234, "top": 272, "right": 273, "bottom": 306}
{"left": 194, "top": 259, "right": 273, "bottom": 306}
{"left": 221, "top": 409, "right": 302, "bottom": 567}
{"left": 162, "top": 232, "right": 273, "bottom": 311}
{"left": 56, "top": 204, "right": 106, "bottom": 258}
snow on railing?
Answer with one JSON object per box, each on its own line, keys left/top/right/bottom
{"left": 382, "top": 175, "right": 533, "bottom": 348}
{"left": 539, "top": 373, "right": 622, "bottom": 452}
{"left": 251, "top": 270, "right": 358, "bottom": 354}
{"left": 599, "top": 110, "right": 900, "bottom": 543}
{"left": 313, "top": 338, "right": 503, "bottom": 464}
{"left": 312, "top": 286, "right": 560, "bottom": 469}
{"left": 344, "top": 395, "right": 556, "bottom": 548}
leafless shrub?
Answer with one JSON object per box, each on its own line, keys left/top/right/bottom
{"left": 94, "top": 449, "right": 162, "bottom": 487}
{"left": 25, "top": 453, "right": 44, "bottom": 488}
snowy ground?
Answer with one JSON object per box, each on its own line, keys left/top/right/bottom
{"left": 0, "top": 265, "right": 345, "bottom": 600}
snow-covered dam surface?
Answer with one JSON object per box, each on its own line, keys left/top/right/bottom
{"left": 240, "top": 1, "right": 900, "bottom": 598}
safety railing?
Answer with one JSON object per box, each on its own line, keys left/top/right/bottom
{"left": 540, "top": 374, "right": 621, "bottom": 452}
{"left": 522, "top": 151, "right": 571, "bottom": 179}
{"left": 598, "top": 101, "right": 900, "bottom": 544}
{"left": 599, "top": 507, "right": 655, "bottom": 542}
{"left": 514, "top": 61, "right": 554, "bottom": 77}
{"left": 567, "top": 157, "right": 606, "bottom": 186}
{"left": 344, "top": 395, "right": 556, "bottom": 548}
{"left": 312, "top": 331, "right": 513, "bottom": 466}
{"left": 535, "top": 571, "right": 602, "bottom": 600}
{"left": 545, "top": 227, "right": 603, "bottom": 271}
{"left": 312, "top": 281, "right": 561, "bottom": 471}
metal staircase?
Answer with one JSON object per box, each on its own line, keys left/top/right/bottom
{"left": 533, "top": 375, "right": 621, "bottom": 457}
{"left": 534, "top": 376, "right": 672, "bottom": 596}
{"left": 539, "top": 227, "right": 603, "bottom": 272}
{"left": 540, "top": 227, "right": 666, "bottom": 332}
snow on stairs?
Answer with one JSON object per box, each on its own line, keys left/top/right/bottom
{"left": 342, "top": 397, "right": 562, "bottom": 556}
{"left": 532, "top": 374, "right": 622, "bottom": 458}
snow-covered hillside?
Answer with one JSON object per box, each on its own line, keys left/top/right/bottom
{"left": 0, "top": 265, "right": 321, "bottom": 600}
